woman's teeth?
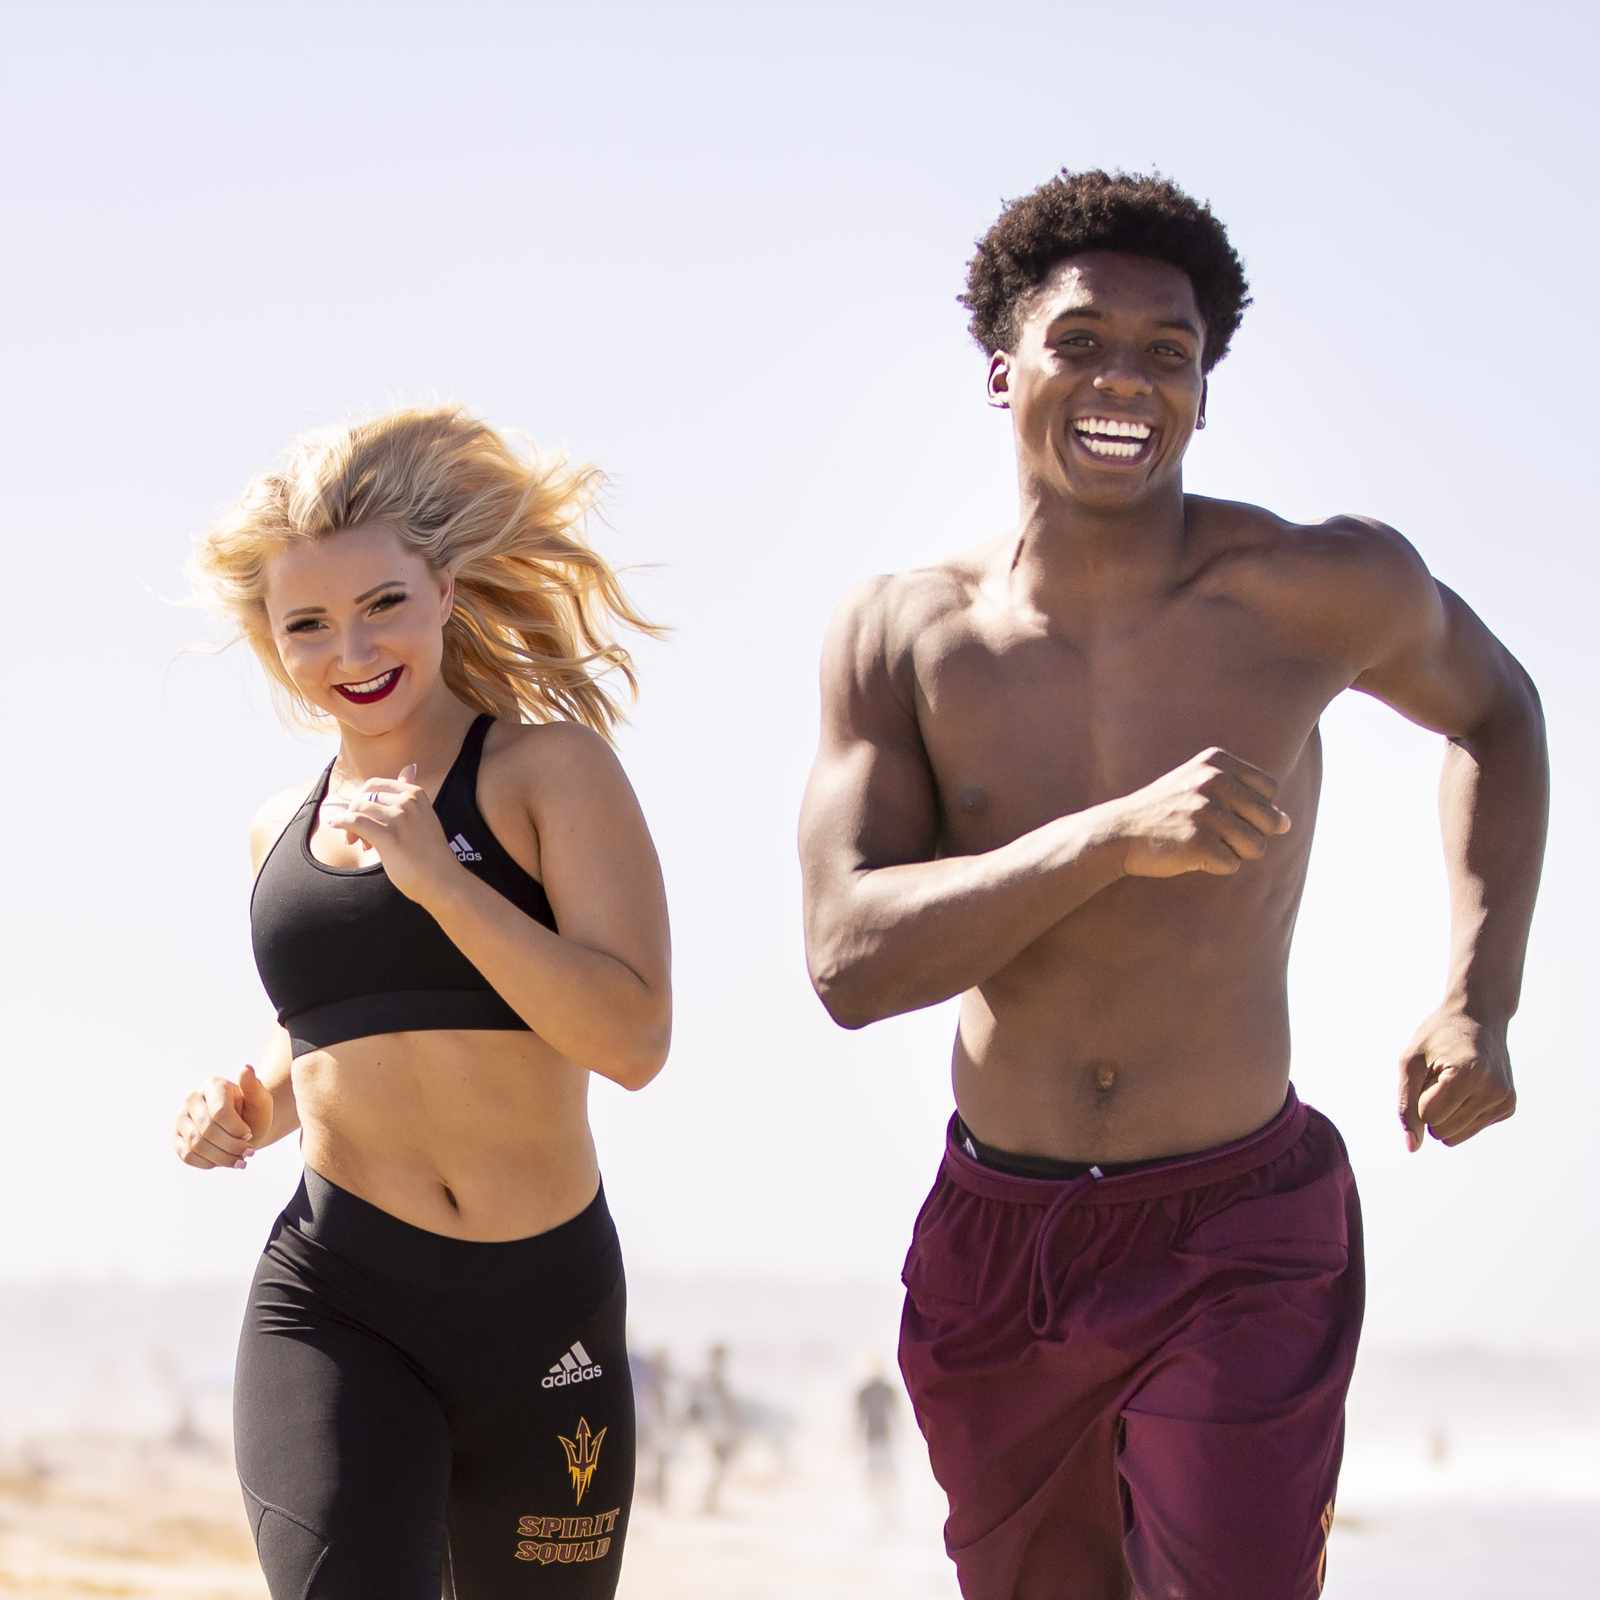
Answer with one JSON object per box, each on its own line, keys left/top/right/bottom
{"left": 335, "top": 668, "right": 401, "bottom": 700}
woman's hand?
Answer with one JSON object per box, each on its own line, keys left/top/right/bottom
{"left": 174, "top": 1064, "right": 274, "bottom": 1170}
{"left": 324, "top": 762, "right": 462, "bottom": 908}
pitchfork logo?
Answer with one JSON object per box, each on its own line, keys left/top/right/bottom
{"left": 559, "top": 1417, "right": 607, "bottom": 1506}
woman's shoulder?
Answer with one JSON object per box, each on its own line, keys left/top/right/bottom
{"left": 483, "top": 718, "right": 628, "bottom": 801}
{"left": 248, "top": 778, "right": 318, "bottom": 873}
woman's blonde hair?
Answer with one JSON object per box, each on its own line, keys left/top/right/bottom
{"left": 192, "top": 406, "right": 661, "bottom": 741}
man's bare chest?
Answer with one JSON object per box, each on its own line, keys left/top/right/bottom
{"left": 914, "top": 605, "right": 1346, "bottom": 852}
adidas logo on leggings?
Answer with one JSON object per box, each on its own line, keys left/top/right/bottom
{"left": 543, "top": 1340, "right": 602, "bottom": 1388}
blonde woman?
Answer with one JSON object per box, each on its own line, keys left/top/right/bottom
{"left": 174, "top": 407, "right": 670, "bottom": 1599}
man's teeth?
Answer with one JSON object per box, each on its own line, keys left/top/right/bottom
{"left": 1074, "top": 418, "right": 1153, "bottom": 439}
{"left": 1074, "top": 417, "right": 1152, "bottom": 457}
{"left": 341, "top": 669, "right": 398, "bottom": 694}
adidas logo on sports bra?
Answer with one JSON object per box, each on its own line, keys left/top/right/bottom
{"left": 543, "top": 1341, "right": 603, "bottom": 1389}
{"left": 448, "top": 832, "right": 484, "bottom": 863}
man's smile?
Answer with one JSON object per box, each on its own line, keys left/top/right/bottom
{"left": 1070, "top": 415, "right": 1157, "bottom": 463}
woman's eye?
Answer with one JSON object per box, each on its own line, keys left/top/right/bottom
{"left": 286, "top": 619, "right": 322, "bottom": 635}
{"left": 370, "top": 593, "right": 404, "bottom": 614}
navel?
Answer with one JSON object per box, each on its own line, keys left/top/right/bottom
{"left": 440, "top": 1182, "right": 460, "bottom": 1212}
{"left": 1089, "top": 1060, "right": 1120, "bottom": 1097}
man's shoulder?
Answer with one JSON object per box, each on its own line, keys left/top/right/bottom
{"left": 1191, "top": 497, "right": 1427, "bottom": 601}
{"left": 1191, "top": 497, "right": 1436, "bottom": 667}
{"left": 829, "top": 545, "right": 995, "bottom": 661}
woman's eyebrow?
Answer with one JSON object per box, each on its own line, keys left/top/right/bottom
{"left": 283, "top": 581, "right": 406, "bottom": 621}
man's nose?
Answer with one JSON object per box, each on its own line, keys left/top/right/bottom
{"left": 1091, "top": 361, "right": 1152, "bottom": 399}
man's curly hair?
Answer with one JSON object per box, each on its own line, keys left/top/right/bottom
{"left": 960, "top": 169, "right": 1251, "bottom": 372}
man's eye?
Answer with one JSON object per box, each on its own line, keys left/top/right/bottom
{"left": 1153, "top": 344, "right": 1187, "bottom": 359}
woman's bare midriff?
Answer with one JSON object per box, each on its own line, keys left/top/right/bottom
{"left": 291, "top": 1027, "right": 599, "bottom": 1240}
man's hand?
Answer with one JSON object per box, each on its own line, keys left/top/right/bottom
{"left": 1109, "top": 748, "right": 1293, "bottom": 879}
{"left": 1398, "top": 1009, "right": 1516, "bottom": 1152}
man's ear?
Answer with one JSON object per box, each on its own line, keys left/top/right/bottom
{"left": 987, "top": 350, "right": 1012, "bottom": 410}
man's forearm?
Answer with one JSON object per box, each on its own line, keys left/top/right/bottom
{"left": 1439, "top": 665, "right": 1548, "bottom": 1023}
{"left": 808, "top": 805, "right": 1127, "bottom": 1028}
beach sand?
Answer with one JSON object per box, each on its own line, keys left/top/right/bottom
{"left": 2, "top": 1277, "right": 1595, "bottom": 1597}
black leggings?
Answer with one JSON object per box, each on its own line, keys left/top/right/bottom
{"left": 234, "top": 1167, "right": 635, "bottom": 1599}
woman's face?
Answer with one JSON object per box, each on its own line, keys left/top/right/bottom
{"left": 262, "top": 524, "right": 454, "bottom": 728}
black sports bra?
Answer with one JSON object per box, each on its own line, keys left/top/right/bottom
{"left": 250, "top": 714, "right": 558, "bottom": 1056}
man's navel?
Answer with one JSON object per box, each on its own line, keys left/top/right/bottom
{"left": 1088, "top": 1059, "right": 1120, "bottom": 1099}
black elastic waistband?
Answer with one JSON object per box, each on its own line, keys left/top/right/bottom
{"left": 944, "top": 1087, "right": 1308, "bottom": 1207}
{"left": 277, "top": 1164, "right": 619, "bottom": 1292}
{"left": 953, "top": 1116, "right": 1176, "bottom": 1182}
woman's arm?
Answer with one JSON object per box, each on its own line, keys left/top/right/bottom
{"left": 245, "top": 1023, "right": 301, "bottom": 1148}
{"left": 334, "top": 724, "right": 672, "bottom": 1090}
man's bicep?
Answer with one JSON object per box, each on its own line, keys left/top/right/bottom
{"left": 801, "top": 726, "right": 940, "bottom": 880}
{"left": 800, "top": 588, "right": 940, "bottom": 884}
{"left": 1353, "top": 570, "right": 1519, "bottom": 739}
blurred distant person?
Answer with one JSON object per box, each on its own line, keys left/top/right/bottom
{"left": 174, "top": 408, "right": 671, "bottom": 1599}
{"left": 854, "top": 1360, "right": 899, "bottom": 1518}
{"left": 631, "top": 1344, "right": 683, "bottom": 1507}
{"left": 800, "top": 169, "right": 1547, "bottom": 1599}
{"left": 688, "top": 1343, "right": 744, "bottom": 1515}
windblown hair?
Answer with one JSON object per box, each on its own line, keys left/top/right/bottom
{"left": 192, "top": 406, "right": 662, "bottom": 742}
{"left": 960, "top": 169, "right": 1252, "bottom": 372}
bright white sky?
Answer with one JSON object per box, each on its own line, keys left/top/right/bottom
{"left": 2, "top": 0, "right": 1594, "bottom": 1351}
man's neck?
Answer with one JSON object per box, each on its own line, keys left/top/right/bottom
{"left": 1006, "top": 478, "right": 1191, "bottom": 624}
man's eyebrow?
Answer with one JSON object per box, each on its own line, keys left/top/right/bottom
{"left": 1045, "top": 307, "right": 1202, "bottom": 341}
{"left": 282, "top": 581, "right": 407, "bottom": 621}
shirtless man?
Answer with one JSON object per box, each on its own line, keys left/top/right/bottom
{"left": 798, "top": 170, "right": 1547, "bottom": 1600}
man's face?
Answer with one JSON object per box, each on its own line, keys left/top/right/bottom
{"left": 990, "top": 250, "right": 1207, "bottom": 513}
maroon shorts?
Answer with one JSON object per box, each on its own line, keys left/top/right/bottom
{"left": 898, "top": 1087, "right": 1363, "bottom": 1600}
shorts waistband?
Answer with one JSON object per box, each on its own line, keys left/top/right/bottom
{"left": 942, "top": 1086, "right": 1308, "bottom": 1207}
{"left": 277, "top": 1164, "right": 619, "bottom": 1290}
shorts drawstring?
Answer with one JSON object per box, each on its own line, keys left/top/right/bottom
{"left": 1027, "top": 1175, "right": 1098, "bottom": 1338}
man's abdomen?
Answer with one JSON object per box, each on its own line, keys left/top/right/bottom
{"left": 952, "top": 873, "right": 1302, "bottom": 1163}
